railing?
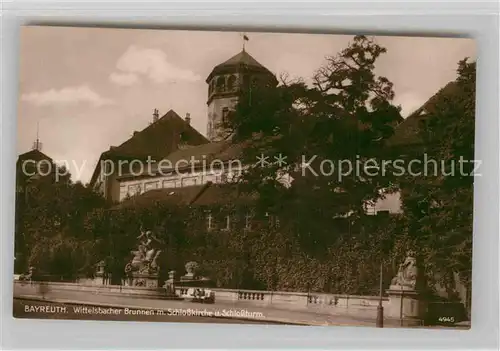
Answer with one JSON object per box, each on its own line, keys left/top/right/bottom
{"left": 173, "top": 285, "right": 387, "bottom": 316}
{"left": 238, "top": 291, "right": 265, "bottom": 301}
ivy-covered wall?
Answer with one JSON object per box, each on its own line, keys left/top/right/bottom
{"left": 83, "top": 201, "right": 412, "bottom": 295}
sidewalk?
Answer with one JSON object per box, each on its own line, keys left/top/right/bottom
{"left": 15, "top": 287, "right": 467, "bottom": 329}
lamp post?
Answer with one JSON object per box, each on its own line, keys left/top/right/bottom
{"left": 376, "top": 262, "right": 384, "bottom": 328}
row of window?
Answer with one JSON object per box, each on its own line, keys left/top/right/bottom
{"left": 208, "top": 74, "right": 264, "bottom": 96}
{"left": 206, "top": 212, "right": 280, "bottom": 231}
{"left": 119, "top": 173, "right": 231, "bottom": 201}
{"left": 208, "top": 75, "right": 238, "bottom": 95}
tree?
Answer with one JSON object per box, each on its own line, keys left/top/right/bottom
{"left": 400, "top": 59, "right": 475, "bottom": 290}
{"left": 226, "top": 35, "right": 402, "bottom": 254}
{"left": 15, "top": 164, "right": 108, "bottom": 276}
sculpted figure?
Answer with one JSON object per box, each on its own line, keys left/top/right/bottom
{"left": 137, "top": 229, "right": 164, "bottom": 271}
{"left": 391, "top": 251, "right": 418, "bottom": 289}
{"left": 185, "top": 261, "right": 199, "bottom": 277}
{"left": 130, "top": 245, "right": 146, "bottom": 269}
{"left": 125, "top": 227, "right": 164, "bottom": 275}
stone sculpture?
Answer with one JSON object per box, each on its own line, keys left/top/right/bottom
{"left": 390, "top": 251, "right": 419, "bottom": 289}
{"left": 184, "top": 261, "right": 199, "bottom": 279}
{"left": 125, "top": 227, "right": 164, "bottom": 275}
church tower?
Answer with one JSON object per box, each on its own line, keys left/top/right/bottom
{"left": 206, "top": 48, "right": 278, "bottom": 141}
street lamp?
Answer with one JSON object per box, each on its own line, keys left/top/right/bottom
{"left": 376, "top": 262, "right": 384, "bottom": 328}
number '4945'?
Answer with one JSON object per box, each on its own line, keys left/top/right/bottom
{"left": 438, "top": 317, "right": 455, "bottom": 323}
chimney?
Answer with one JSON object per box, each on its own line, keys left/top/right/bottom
{"left": 153, "top": 108, "right": 160, "bottom": 122}
{"left": 185, "top": 113, "right": 191, "bottom": 125}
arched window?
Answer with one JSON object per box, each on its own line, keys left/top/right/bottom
{"left": 216, "top": 76, "right": 226, "bottom": 92}
{"left": 227, "top": 75, "right": 237, "bottom": 91}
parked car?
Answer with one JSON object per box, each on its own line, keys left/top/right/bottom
{"left": 181, "top": 288, "right": 215, "bottom": 304}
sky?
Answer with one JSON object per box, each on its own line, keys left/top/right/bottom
{"left": 17, "top": 26, "right": 476, "bottom": 184}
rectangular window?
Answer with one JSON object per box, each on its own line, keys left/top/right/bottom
{"left": 223, "top": 215, "right": 231, "bottom": 231}
{"left": 222, "top": 107, "right": 229, "bottom": 124}
{"left": 162, "top": 180, "right": 176, "bottom": 188}
{"left": 119, "top": 185, "right": 127, "bottom": 197}
{"left": 267, "top": 213, "right": 272, "bottom": 227}
{"left": 205, "top": 174, "right": 216, "bottom": 183}
{"left": 267, "top": 214, "right": 280, "bottom": 228}
{"left": 127, "top": 184, "right": 141, "bottom": 196}
{"left": 207, "top": 212, "right": 213, "bottom": 231}
{"left": 245, "top": 213, "right": 252, "bottom": 230}
{"left": 182, "top": 177, "right": 197, "bottom": 187}
{"left": 144, "top": 181, "right": 159, "bottom": 192}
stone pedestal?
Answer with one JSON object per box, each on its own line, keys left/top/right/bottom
{"left": 164, "top": 270, "right": 176, "bottom": 295}
{"left": 386, "top": 286, "right": 427, "bottom": 325}
{"left": 181, "top": 273, "right": 196, "bottom": 281}
{"left": 127, "top": 273, "right": 159, "bottom": 288}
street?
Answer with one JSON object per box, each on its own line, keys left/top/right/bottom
{"left": 13, "top": 299, "right": 284, "bottom": 325}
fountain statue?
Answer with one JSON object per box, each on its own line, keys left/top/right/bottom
{"left": 124, "top": 227, "right": 164, "bottom": 287}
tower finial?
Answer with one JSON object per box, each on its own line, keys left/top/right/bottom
{"left": 242, "top": 33, "right": 249, "bottom": 51}
{"left": 32, "top": 120, "right": 42, "bottom": 151}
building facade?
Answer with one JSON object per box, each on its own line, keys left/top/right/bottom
{"left": 90, "top": 49, "right": 402, "bottom": 214}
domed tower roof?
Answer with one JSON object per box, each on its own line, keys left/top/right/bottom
{"left": 206, "top": 49, "right": 275, "bottom": 83}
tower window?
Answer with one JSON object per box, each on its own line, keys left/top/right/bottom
{"left": 216, "top": 76, "right": 225, "bottom": 92}
{"left": 227, "top": 75, "right": 237, "bottom": 91}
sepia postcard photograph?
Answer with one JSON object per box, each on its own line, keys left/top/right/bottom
{"left": 13, "top": 26, "right": 476, "bottom": 329}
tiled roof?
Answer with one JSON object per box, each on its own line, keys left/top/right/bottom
{"left": 162, "top": 141, "right": 230, "bottom": 166}
{"left": 387, "top": 82, "right": 458, "bottom": 147}
{"left": 217, "top": 50, "right": 267, "bottom": 70}
{"left": 206, "top": 50, "right": 274, "bottom": 82}
{"left": 117, "top": 140, "right": 247, "bottom": 180}
{"left": 105, "top": 109, "right": 208, "bottom": 160}
{"left": 114, "top": 182, "right": 255, "bottom": 209}
{"left": 192, "top": 183, "right": 256, "bottom": 206}
{"left": 113, "top": 184, "right": 208, "bottom": 210}
{"left": 90, "top": 109, "right": 209, "bottom": 185}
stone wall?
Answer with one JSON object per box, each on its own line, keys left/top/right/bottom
{"left": 176, "top": 286, "right": 388, "bottom": 319}
{"left": 13, "top": 280, "right": 168, "bottom": 299}
{"left": 14, "top": 280, "right": 387, "bottom": 320}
